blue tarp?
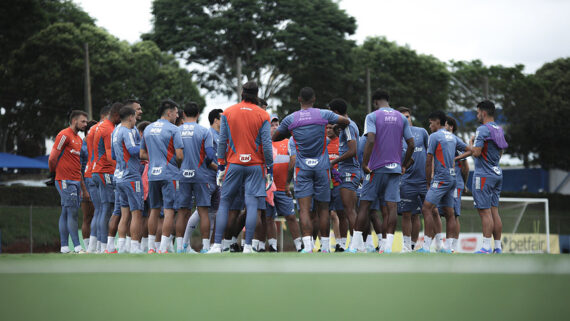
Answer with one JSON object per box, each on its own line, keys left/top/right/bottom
{"left": 0, "top": 153, "right": 49, "bottom": 169}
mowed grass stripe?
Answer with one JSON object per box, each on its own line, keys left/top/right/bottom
{"left": 1, "top": 253, "right": 569, "bottom": 274}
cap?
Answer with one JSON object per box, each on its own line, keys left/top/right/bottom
{"left": 270, "top": 114, "right": 279, "bottom": 122}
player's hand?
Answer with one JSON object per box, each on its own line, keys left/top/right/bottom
{"left": 216, "top": 164, "right": 226, "bottom": 187}
{"left": 265, "top": 167, "right": 274, "bottom": 191}
{"left": 362, "top": 164, "right": 371, "bottom": 174}
{"left": 401, "top": 166, "right": 407, "bottom": 175}
{"left": 470, "top": 135, "right": 475, "bottom": 146}
{"left": 285, "top": 186, "right": 293, "bottom": 198}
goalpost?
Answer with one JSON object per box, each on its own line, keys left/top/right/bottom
{"left": 460, "top": 196, "right": 551, "bottom": 253}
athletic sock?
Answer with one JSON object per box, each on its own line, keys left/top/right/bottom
{"left": 176, "top": 237, "right": 184, "bottom": 251}
{"left": 435, "top": 233, "right": 444, "bottom": 249}
{"left": 302, "top": 236, "right": 313, "bottom": 252}
{"left": 155, "top": 241, "right": 160, "bottom": 250}
{"left": 222, "top": 239, "right": 232, "bottom": 250}
{"left": 148, "top": 235, "right": 156, "bottom": 251}
{"left": 117, "top": 237, "right": 126, "bottom": 253}
{"left": 452, "top": 238, "right": 459, "bottom": 252}
{"left": 378, "top": 237, "right": 385, "bottom": 251}
{"left": 125, "top": 236, "right": 131, "bottom": 253}
{"left": 130, "top": 240, "right": 140, "bottom": 253}
{"left": 423, "top": 236, "right": 432, "bottom": 251}
{"left": 96, "top": 241, "right": 101, "bottom": 252}
{"left": 340, "top": 237, "right": 347, "bottom": 249}
{"left": 159, "top": 235, "right": 170, "bottom": 253}
{"left": 74, "top": 245, "right": 82, "bottom": 252}
{"left": 100, "top": 243, "right": 107, "bottom": 253}
{"left": 494, "top": 239, "right": 502, "bottom": 250}
{"left": 482, "top": 237, "right": 492, "bottom": 250}
{"left": 88, "top": 236, "right": 97, "bottom": 252}
{"left": 231, "top": 236, "right": 237, "bottom": 245}
{"left": 107, "top": 237, "right": 115, "bottom": 252}
{"left": 83, "top": 238, "right": 90, "bottom": 249}
{"left": 444, "top": 238, "right": 454, "bottom": 251}
{"left": 293, "top": 237, "right": 302, "bottom": 251}
{"left": 385, "top": 234, "right": 394, "bottom": 251}
{"left": 202, "top": 239, "right": 211, "bottom": 251}
{"left": 141, "top": 237, "right": 149, "bottom": 251}
{"left": 321, "top": 237, "right": 330, "bottom": 252}
{"left": 252, "top": 239, "right": 260, "bottom": 251}
{"left": 411, "top": 241, "right": 416, "bottom": 250}
{"left": 365, "top": 235, "right": 373, "bottom": 248}
{"left": 268, "top": 238, "right": 277, "bottom": 249}
{"left": 258, "top": 242, "right": 266, "bottom": 251}
{"left": 350, "top": 231, "right": 364, "bottom": 251}
{"left": 403, "top": 236, "right": 412, "bottom": 249}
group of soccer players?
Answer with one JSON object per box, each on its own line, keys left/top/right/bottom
{"left": 49, "top": 82, "right": 507, "bottom": 254}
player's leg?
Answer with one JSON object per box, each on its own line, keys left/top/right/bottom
{"left": 432, "top": 207, "right": 444, "bottom": 251}
{"left": 401, "top": 211, "right": 412, "bottom": 252}
{"left": 85, "top": 178, "right": 100, "bottom": 252}
{"left": 314, "top": 170, "right": 332, "bottom": 252}
{"left": 473, "top": 176, "right": 494, "bottom": 253}
{"left": 194, "top": 182, "right": 213, "bottom": 253}
{"left": 55, "top": 181, "right": 70, "bottom": 253}
{"left": 411, "top": 214, "right": 421, "bottom": 250}
{"left": 336, "top": 209, "right": 348, "bottom": 251}
{"left": 146, "top": 180, "right": 163, "bottom": 253}
{"left": 159, "top": 180, "right": 178, "bottom": 253}
{"left": 209, "top": 165, "right": 242, "bottom": 253}
{"left": 175, "top": 182, "right": 192, "bottom": 252}
{"left": 330, "top": 210, "right": 341, "bottom": 247}
{"left": 81, "top": 195, "right": 94, "bottom": 249}
{"left": 453, "top": 188, "right": 462, "bottom": 252}
{"left": 266, "top": 214, "right": 278, "bottom": 251}
{"left": 491, "top": 177, "right": 503, "bottom": 253}
{"left": 348, "top": 199, "right": 371, "bottom": 252}
{"left": 105, "top": 183, "right": 121, "bottom": 253}
{"left": 241, "top": 165, "right": 265, "bottom": 252}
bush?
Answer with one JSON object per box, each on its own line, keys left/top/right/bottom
{"left": 0, "top": 186, "right": 60, "bottom": 206}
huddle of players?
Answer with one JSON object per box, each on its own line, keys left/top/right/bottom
{"left": 49, "top": 82, "right": 506, "bottom": 254}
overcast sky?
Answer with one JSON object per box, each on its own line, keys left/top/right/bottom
{"left": 73, "top": 0, "right": 570, "bottom": 130}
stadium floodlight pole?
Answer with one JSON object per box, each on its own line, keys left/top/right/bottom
{"left": 84, "top": 42, "right": 93, "bottom": 120}
{"left": 546, "top": 199, "right": 550, "bottom": 253}
{"left": 366, "top": 67, "right": 371, "bottom": 114}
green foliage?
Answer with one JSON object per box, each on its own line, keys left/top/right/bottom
{"left": 0, "top": 186, "right": 60, "bottom": 206}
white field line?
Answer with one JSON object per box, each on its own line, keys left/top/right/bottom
{"left": 0, "top": 255, "right": 569, "bottom": 275}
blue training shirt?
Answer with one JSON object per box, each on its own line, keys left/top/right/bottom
{"left": 401, "top": 126, "right": 429, "bottom": 184}
{"left": 427, "top": 128, "right": 466, "bottom": 182}
{"left": 141, "top": 119, "right": 183, "bottom": 182}
{"left": 112, "top": 125, "right": 142, "bottom": 183}
{"left": 338, "top": 118, "right": 360, "bottom": 171}
{"left": 179, "top": 122, "right": 214, "bottom": 183}
{"left": 474, "top": 122, "right": 504, "bottom": 177}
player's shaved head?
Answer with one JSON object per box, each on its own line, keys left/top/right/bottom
{"left": 299, "top": 87, "right": 315, "bottom": 103}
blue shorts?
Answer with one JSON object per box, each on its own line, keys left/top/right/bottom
{"left": 228, "top": 183, "right": 265, "bottom": 211}
{"left": 112, "top": 186, "right": 122, "bottom": 216}
{"left": 339, "top": 167, "right": 361, "bottom": 191}
{"left": 438, "top": 187, "right": 463, "bottom": 216}
{"left": 425, "top": 179, "right": 456, "bottom": 209}
{"left": 85, "top": 177, "right": 101, "bottom": 209}
{"left": 330, "top": 185, "right": 343, "bottom": 211}
{"left": 177, "top": 182, "right": 213, "bottom": 208}
{"left": 398, "top": 181, "right": 427, "bottom": 214}
{"left": 222, "top": 164, "right": 266, "bottom": 199}
{"left": 473, "top": 175, "right": 502, "bottom": 209}
{"left": 294, "top": 168, "right": 330, "bottom": 202}
{"left": 117, "top": 180, "right": 144, "bottom": 211}
{"left": 266, "top": 191, "right": 295, "bottom": 217}
{"left": 93, "top": 173, "right": 115, "bottom": 203}
{"left": 55, "top": 180, "right": 81, "bottom": 208}
{"left": 360, "top": 171, "right": 400, "bottom": 203}
{"left": 149, "top": 180, "right": 179, "bottom": 209}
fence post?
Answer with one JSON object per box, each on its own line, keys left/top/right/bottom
{"left": 29, "top": 204, "right": 33, "bottom": 254}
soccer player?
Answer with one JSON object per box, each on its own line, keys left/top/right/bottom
{"left": 396, "top": 107, "right": 429, "bottom": 253}
{"left": 264, "top": 115, "right": 302, "bottom": 252}
{"left": 84, "top": 106, "right": 110, "bottom": 253}
{"left": 92, "top": 103, "right": 122, "bottom": 253}
{"left": 418, "top": 111, "right": 466, "bottom": 253}
{"left": 458, "top": 101, "right": 507, "bottom": 254}
{"left": 326, "top": 123, "right": 344, "bottom": 251}
{"left": 182, "top": 108, "right": 222, "bottom": 252}
{"left": 273, "top": 87, "right": 350, "bottom": 253}
{"left": 442, "top": 116, "right": 469, "bottom": 252}
{"left": 348, "top": 90, "right": 414, "bottom": 253}
{"left": 79, "top": 119, "right": 98, "bottom": 250}
{"left": 176, "top": 102, "right": 216, "bottom": 253}
{"left": 208, "top": 81, "right": 273, "bottom": 254}
{"left": 49, "top": 110, "right": 88, "bottom": 253}
{"left": 329, "top": 99, "right": 361, "bottom": 247}
{"left": 140, "top": 99, "right": 184, "bottom": 253}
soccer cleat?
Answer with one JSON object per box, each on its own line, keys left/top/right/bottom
{"left": 475, "top": 248, "right": 492, "bottom": 254}
{"left": 400, "top": 245, "right": 412, "bottom": 253}
{"left": 268, "top": 245, "right": 278, "bottom": 252}
{"left": 242, "top": 245, "right": 256, "bottom": 253}
{"left": 438, "top": 248, "right": 452, "bottom": 254}
{"left": 380, "top": 248, "right": 392, "bottom": 254}
{"left": 365, "top": 245, "right": 376, "bottom": 253}
{"left": 199, "top": 249, "right": 209, "bottom": 254}
{"left": 105, "top": 249, "right": 118, "bottom": 254}
{"left": 335, "top": 244, "right": 345, "bottom": 252}
{"left": 186, "top": 247, "right": 198, "bottom": 254}
{"left": 176, "top": 249, "right": 185, "bottom": 254}
{"left": 346, "top": 248, "right": 358, "bottom": 253}
{"left": 207, "top": 244, "right": 222, "bottom": 254}
{"left": 416, "top": 248, "right": 431, "bottom": 253}
{"left": 60, "top": 246, "right": 71, "bottom": 254}
{"left": 300, "top": 248, "right": 313, "bottom": 254}
{"left": 257, "top": 248, "right": 266, "bottom": 253}
{"left": 230, "top": 243, "right": 242, "bottom": 253}
{"left": 321, "top": 249, "right": 330, "bottom": 253}
{"left": 131, "top": 248, "right": 144, "bottom": 254}
{"left": 158, "top": 250, "right": 169, "bottom": 254}
{"left": 147, "top": 249, "right": 156, "bottom": 254}
{"left": 493, "top": 248, "right": 502, "bottom": 254}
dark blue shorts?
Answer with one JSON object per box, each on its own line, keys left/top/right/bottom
{"left": 266, "top": 191, "right": 295, "bottom": 217}
{"left": 93, "top": 173, "right": 115, "bottom": 203}
{"left": 360, "top": 171, "right": 400, "bottom": 203}
{"left": 149, "top": 179, "right": 179, "bottom": 210}
{"left": 55, "top": 180, "right": 81, "bottom": 208}
{"left": 330, "top": 185, "right": 343, "bottom": 211}
{"left": 117, "top": 180, "right": 144, "bottom": 212}
{"left": 294, "top": 168, "right": 330, "bottom": 202}
{"left": 177, "top": 182, "right": 213, "bottom": 208}
{"left": 426, "top": 179, "right": 456, "bottom": 209}
{"left": 339, "top": 167, "right": 361, "bottom": 191}
{"left": 473, "top": 175, "right": 502, "bottom": 209}
{"left": 398, "top": 181, "right": 427, "bottom": 214}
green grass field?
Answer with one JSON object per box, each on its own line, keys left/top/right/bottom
{"left": 1, "top": 253, "right": 569, "bottom": 321}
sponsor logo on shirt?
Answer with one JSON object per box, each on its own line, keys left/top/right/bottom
{"left": 240, "top": 107, "right": 252, "bottom": 111}
{"left": 70, "top": 149, "right": 81, "bottom": 156}
{"left": 239, "top": 154, "right": 252, "bottom": 163}
{"left": 414, "top": 147, "right": 423, "bottom": 152}
{"left": 384, "top": 116, "right": 398, "bottom": 122}
{"left": 150, "top": 127, "right": 162, "bottom": 134}
{"left": 385, "top": 163, "right": 398, "bottom": 169}
{"left": 305, "top": 159, "right": 319, "bottom": 167}
{"left": 151, "top": 167, "right": 163, "bottom": 175}
{"left": 475, "top": 176, "right": 481, "bottom": 190}
{"left": 181, "top": 130, "right": 194, "bottom": 137}
{"left": 432, "top": 181, "right": 439, "bottom": 188}
{"left": 183, "top": 169, "right": 195, "bottom": 178}
{"left": 492, "top": 166, "right": 501, "bottom": 175}
{"left": 135, "top": 181, "right": 141, "bottom": 193}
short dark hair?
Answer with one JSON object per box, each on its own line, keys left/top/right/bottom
{"left": 428, "top": 110, "right": 447, "bottom": 127}
{"left": 85, "top": 120, "right": 98, "bottom": 133}
{"left": 183, "top": 102, "right": 200, "bottom": 118}
{"left": 119, "top": 106, "right": 136, "bottom": 120}
{"left": 159, "top": 99, "right": 178, "bottom": 116}
{"left": 372, "top": 89, "right": 389, "bottom": 102}
{"left": 446, "top": 116, "right": 458, "bottom": 133}
{"left": 69, "top": 110, "right": 88, "bottom": 123}
{"left": 299, "top": 87, "right": 315, "bottom": 103}
{"left": 241, "top": 81, "right": 259, "bottom": 104}
{"left": 208, "top": 109, "right": 223, "bottom": 125}
{"left": 110, "top": 102, "right": 123, "bottom": 118}
{"left": 477, "top": 100, "right": 495, "bottom": 116}
{"left": 397, "top": 107, "right": 411, "bottom": 115}
{"left": 137, "top": 121, "right": 151, "bottom": 133}
{"left": 123, "top": 99, "right": 140, "bottom": 109}
{"left": 100, "top": 105, "right": 111, "bottom": 117}
{"left": 328, "top": 98, "right": 348, "bottom": 115}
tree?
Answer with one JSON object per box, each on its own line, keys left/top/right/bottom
{"left": 144, "top": 0, "right": 356, "bottom": 109}
{"left": 345, "top": 37, "right": 450, "bottom": 131}
{"left": 505, "top": 58, "right": 570, "bottom": 170}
